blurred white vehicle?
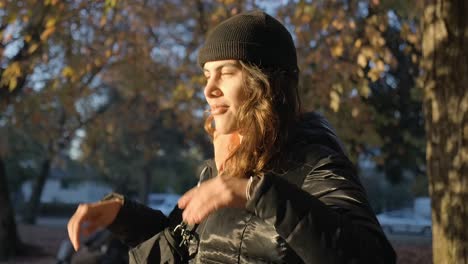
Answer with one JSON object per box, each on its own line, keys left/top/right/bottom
{"left": 377, "top": 209, "right": 432, "bottom": 236}
{"left": 147, "top": 193, "right": 180, "bottom": 216}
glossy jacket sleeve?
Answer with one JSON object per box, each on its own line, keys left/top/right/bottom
{"left": 104, "top": 194, "right": 173, "bottom": 248}
{"left": 245, "top": 151, "right": 396, "bottom": 263}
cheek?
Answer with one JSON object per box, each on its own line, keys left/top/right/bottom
{"left": 230, "top": 98, "right": 245, "bottom": 115}
{"left": 232, "top": 88, "right": 248, "bottom": 108}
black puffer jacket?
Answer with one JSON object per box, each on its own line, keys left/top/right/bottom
{"left": 108, "top": 112, "right": 396, "bottom": 263}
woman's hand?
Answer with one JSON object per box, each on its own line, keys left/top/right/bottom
{"left": 178, "top": 175, "right": 248, "bottom": 225}
{"left": 67, "top": 199, "right": 123, "bottom": 251}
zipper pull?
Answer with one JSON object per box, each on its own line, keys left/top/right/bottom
{"left": 174, "top": 222, "right": 191, "bottom": 247}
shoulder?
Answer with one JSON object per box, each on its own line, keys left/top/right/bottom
{"left": 280, "top": 112, "right": 363, "bottom": 189}
{"left": 285, "top": 112, "right": 352, "bottom": 171}
{"left": 292, "top": 112, "right": 347, "bottom": 156}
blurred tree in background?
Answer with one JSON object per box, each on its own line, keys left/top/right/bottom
{"left": 0, "top": 0, "right": 433, "bottom": 260}
{"left": 421, "top": 0, "right": 467, "bottom": 262}
{"left": 278, "top": 0, "right": 425, "bottom": 183}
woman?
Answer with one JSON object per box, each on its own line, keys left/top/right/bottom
{"left": 67, "top": 10, "right": 396, "bottom": 263}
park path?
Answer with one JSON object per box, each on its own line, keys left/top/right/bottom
{"left": 0, "top": 219, "right": 68, "bottom": 264}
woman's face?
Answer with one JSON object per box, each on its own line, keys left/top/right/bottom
{"left": 203, "top": 60, "right": 246, "bottom": 135}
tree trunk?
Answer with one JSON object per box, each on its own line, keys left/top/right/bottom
{"left": 422, "top": 0, "right": 468, "bottom": 262}
{"left": 23, "top": 159, "right": 51, "bottom": 225}
{"left": 139, "top": 164, "right": 152, "bottom": 205}
{"left": 0, "top": 157, "right": 21, "bottom": 261}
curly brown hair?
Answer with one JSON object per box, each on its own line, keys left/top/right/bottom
{"left": 204, "top": 61, "right": 301, "bottom": 178}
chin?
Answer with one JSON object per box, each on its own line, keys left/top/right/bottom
{"left": 213, "top": 114, "right": 238, "bottom": 134}
{"left": 214, "top": 127, "right": 235, "bottom": 135}
{"left": 213, "top": 121, "right": 236, "bottom": 135}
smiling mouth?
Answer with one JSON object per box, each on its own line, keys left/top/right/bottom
{"left": 210, "top": 104, "right": 229, "bottom": 115}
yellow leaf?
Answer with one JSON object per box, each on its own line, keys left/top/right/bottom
{"left": 28, "top": 43, "right": 39, "bottom": 54}
{"left": 361, "top": 47, "right": 374, "bottom": 58}
{"left": 191, "top": 75, "right": 206, "bottom": 85}
{"left": 100, "top": 16, "right": 107, "bottom": 27}
{"left": 354, "top": 39, "right": 362, "bottom": 48}
{"left": 407, "top": 33, "right": 418, "bottom": 44}
{"left": 379, "top": 23, "right": 386, "bottom": 32}
{"left": 331, "top": 43, "right": 344, "bottom": 57}
{"left": 1, "top": 62, "right": 22, "bottom": 92}
{"left": 105, "top": 0, "right": 118, "bottom": 9}
{"left": 7, "top": 14, "right": 17, "bottom": 24}
{"left": 301, "top": 14, "right": 311, "bottom": 24}
{"left": 375, "top": 60, "right": 385, "bottom": 72}
{"left": 370, "top": 33, "right": 385, "bottom": 47}
{"left": 9, "top": 79, "right": 17, "bottom": 91}
{"left": 377, "top": 36, "right": 385, "bottom": 47}
{"left": 40, "top": 27, "right": 55, "bottom": 41}
{"left": 331, "top": 19, "right": 345, "bottom": 30}
{"left": 332, "top": 83, "right": 344, "bottom": 93}
{"left": 352, "top": 107, "right": 360, "bottom": 117}
{"left": 320, "top": 18, "right": 329, "bottom": 30}
{"left": 61, "top": 66, "right": 75, "bottom": 78}
{"left": 357, "top": 69, "right": 365, "bottom": 78}
{"left": 304, "top": 5, "right": 316, "bottom": 17}
{"left": 357, "top": 54, "right": 367, "bottom": 68}
{"left": 24, "top": 35, "right": 32, "bottom": 42}
{"left": 51, "top": 79, "right": 59, "bottom": 90}
{"left": 105, "top": 38, "right": 114, "bottom": 46}
{"left": 329, "top": 90, "right": 340, "bottom": 112}
{"left": 45, "top": 0, "right": 59, "bottom": 5}
{"left": 368, "top": 68, "right": 380, "bottom": 82}
{"left": 173, "top": 83, "right": 191, "bottom": 100}
{"left": 358, "top": 80, "right": 371, "bottom": 98}
{"left": 46, "top": 18, "right": 56, "bottom": 28}
{"left": 383, "top": 49, "right": 394, "bottom": 65}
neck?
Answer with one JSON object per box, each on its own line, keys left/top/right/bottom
{"left": 214, "top": 131, "right": 241, "bottom": 172}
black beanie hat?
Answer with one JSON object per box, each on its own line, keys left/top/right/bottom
{"left": 198, "top": 10, "right": 298, "bottom": 72}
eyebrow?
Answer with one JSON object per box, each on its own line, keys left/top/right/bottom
{"left": 203, "top": 62, "right": 241, "bottom": 74}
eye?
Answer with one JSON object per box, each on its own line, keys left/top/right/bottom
{"left": 221, "top": 72, "right": 233, "bottom": 76}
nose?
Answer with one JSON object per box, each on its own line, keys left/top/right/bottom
{"left": 204, "top": 77, "right": 223, "bottom": 99}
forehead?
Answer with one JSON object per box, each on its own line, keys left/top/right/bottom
{"left": 203, "top": 60, "right": 241, "bottom": 72}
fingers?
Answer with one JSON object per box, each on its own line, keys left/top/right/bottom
{"left": 67, "top": 220, "right": 80, "bottom": 251}
{"left": 178, "top": 187, "right": 196, "bottom": 209}
{"left": 181, "top": 180, "right": 221, "bottom": 225}
{"left": 184, "top": 196, "right": 218, "bottom": 225}
{"left": 67, "top": 199, "right": 123, "bottom": 251}
{"left": 182, "top": 199, "right": 203, "bottom": 225}
{"left": 67, "top": 203, "right": 90, "bottom": 251}
{"left": 180, "top": 176, "right": 250, "bottom": 225}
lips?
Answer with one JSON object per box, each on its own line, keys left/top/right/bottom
{"left": 210, "top": 104, "right": 229, "bottom": 115}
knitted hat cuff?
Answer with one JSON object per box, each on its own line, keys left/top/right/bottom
{"left": 199, "top": 42, "right": 261, "bottom": 65}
